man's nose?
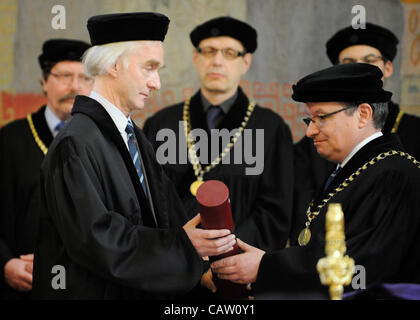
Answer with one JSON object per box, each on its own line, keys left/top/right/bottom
{"left": 211, "top": 50, "right": 224, "bottom": 65}
{"left": 70, "top": 75, "right": 82, "bottom": 91}
{"left": 148, "top": 73, "right": 161, "bottom": 91}
{"left": 305, "top": 121, "right": 320, "bottom": 138}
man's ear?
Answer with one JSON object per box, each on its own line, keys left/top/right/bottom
{"left": 357, "top": 103, "right": 374, "bottom": 128}
{"left": 241, "top": 53, "right": 253, "bottom": 75}
{"left": 192, "top": 48, "right": 199, "bottom": 70}
{"left": 40, "top": 78, "right": 47, "bottom": 95}
{"left": 383, "top": 60, "right": 393, "bottom": 79}
{"left": 107, "top": 59, "right": 120, "bottom": 78}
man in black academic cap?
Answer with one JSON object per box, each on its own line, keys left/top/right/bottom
{"left": 211, "top": 63, "right": 420, "bottom": 299}
{"left": 143, "top": 17, "right": 294, "bottom": 296}
{"left": 291, "top": 22, "right": 420, "bottom": 244}
{"left": 32, "top": 12, "right": 236, "bottom": 300}
{"left": 0, "top": 38, "right": 92, "bottom": 300}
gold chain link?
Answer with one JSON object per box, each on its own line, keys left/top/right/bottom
{"left": 304, "top": 150, "right": 420, "bottom": 228}
{"left": 27, "top": 113, "right": 48, "bottom": 156}
{"left": 182, "top": 98, "right": 256, "bottom": 181}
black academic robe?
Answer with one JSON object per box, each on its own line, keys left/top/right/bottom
{"left": 0, "top": 106, "right": 53, "bottom": 300}
{"left": 32, "top": 96, "right": 203, "bottom": 300}
{"left": 383, "top": 101, "right": 420, "bottom": 161}
{"left": 255, "top": 133, "right": 420, "bottom": 298}
{"left": 291, "top": 101, "right": 420, "bottom": 243}
{"left": 143, "top": 88, "right": 294, "bottom": 251}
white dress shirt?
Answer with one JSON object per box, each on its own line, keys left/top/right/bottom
{"left": 89, "top": 91, "right": 131, "bottom": 150}
{"left": 44, "top": 106, "right": 63, "bottom": 137}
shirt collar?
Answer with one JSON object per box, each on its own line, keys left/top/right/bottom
{"left": 201, "top": 90, "right": 238, "bottom": 114}
{"left": 44, "top": 105, "right": 62, "bottom": 136}
{"left": 341, "top": 131, "right": 383, "bottom": 167}
{"left": 90, "top": 91, "right": 129, "bottom": 134}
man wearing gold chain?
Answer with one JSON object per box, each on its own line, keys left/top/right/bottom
{"left": 144, "top": 17, "right": 294, "bottom": 254}
{"left": 292, "top": 22, "right": 420, "bottom": 244}
{"left": 211, "top": 63, "right": 420, "bottom": 298}
{"left": 0, "top": 39, "right": 92, "bottom": 299}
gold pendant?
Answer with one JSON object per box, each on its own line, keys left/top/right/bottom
{"left": 190, "top": 180, "right": 204, "bottom": 196}
{"left": 298, "top": 227, "right": 311, "bottom": 246}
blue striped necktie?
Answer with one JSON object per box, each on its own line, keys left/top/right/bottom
{"left": 323, "top": 166, "right": 341, "bottom": 192}
{"left": 54, "top": 121, "right": 66, "bottom": 132}
{"left": 125, "top": 121, "right": 147, "bottom": 196}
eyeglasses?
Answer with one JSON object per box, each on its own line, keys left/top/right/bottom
{"left": 340, "top": 54, "right": 387, "bottom": 64}
{"left": 303, "top": 106, "right": 356, "bottom": 127}
{"left": 197, "top": 47, "right": 247, "bottom": 60}
{"left": 49, "top": 72, "right": 94, "bottom": 86}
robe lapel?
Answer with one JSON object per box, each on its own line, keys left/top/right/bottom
{"left": 218, "top": 87, "right": 251, "bottom": 132}
{"left": 71, "top": 95, "right": 157, "bottom": 227}
{"left": 31, "top": 105, "right": 54, "bottom": 148}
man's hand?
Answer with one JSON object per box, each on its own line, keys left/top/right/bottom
{"left": 211, "top": 239, "right": 265, "bottom": 284}
{"left": 20, "top": 254, "right": 34, "bottom": 274}
{"left": 183, "top": 214, "right": 236, "bottom": 257}
{"left": 4, "top": 257, "right": 33, "bottom": 292}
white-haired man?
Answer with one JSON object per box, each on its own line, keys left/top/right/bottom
{"left": 32, "top": 12, "right": 235, "bottom": 300}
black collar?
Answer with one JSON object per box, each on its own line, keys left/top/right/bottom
{"left": 200, "top": 90, "right": 238, "bottom": 114}
{"left": 189, "top": 87, "right": 251, "bottom": 133}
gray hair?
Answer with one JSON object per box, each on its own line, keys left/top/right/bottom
{"left": 343, "top": 101, "right": 389, "bottom": 129}
{"left": 82, "top": 41, "right": 142, "bottom": 77}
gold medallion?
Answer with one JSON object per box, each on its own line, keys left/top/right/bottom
{"left": 298, "top": 227, "right": 311, "bottom": 246}
{"left": 190, "top": 180, "right": 204, "bottom": 196}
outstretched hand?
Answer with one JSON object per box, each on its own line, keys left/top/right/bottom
{"left": 210, "top": 239, "right": 265, "bottom": 284}
{"left": 183, "top": 214, "right": 236, "bottom": 257}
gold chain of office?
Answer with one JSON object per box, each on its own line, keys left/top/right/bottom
{"left": 298, "top": 149, "right": 420, "bottom": 246}
{"left": 27, "top": 113, "right": 48, "bottom": 156}
{"left": 183, "top": 98, "right": 256, "bottom": 196}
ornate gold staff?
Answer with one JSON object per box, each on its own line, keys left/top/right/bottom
{"left": 316, "top": 203, "right": 355, "bottom": 300}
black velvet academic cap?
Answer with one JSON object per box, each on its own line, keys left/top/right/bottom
{"left": 190, "top": 16, "right": 257, "bottom": 53}
{"left": 326, "top": 22, "right": 399, "bottom": 64}
{"left": 38, "top": 39, "right": 91, "bottom": 69}
{"left": 292, "top": 63, "right": 392, "bottom": 103}
{"left": 87, "top": 12, "right": 170, "bottom": 46}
